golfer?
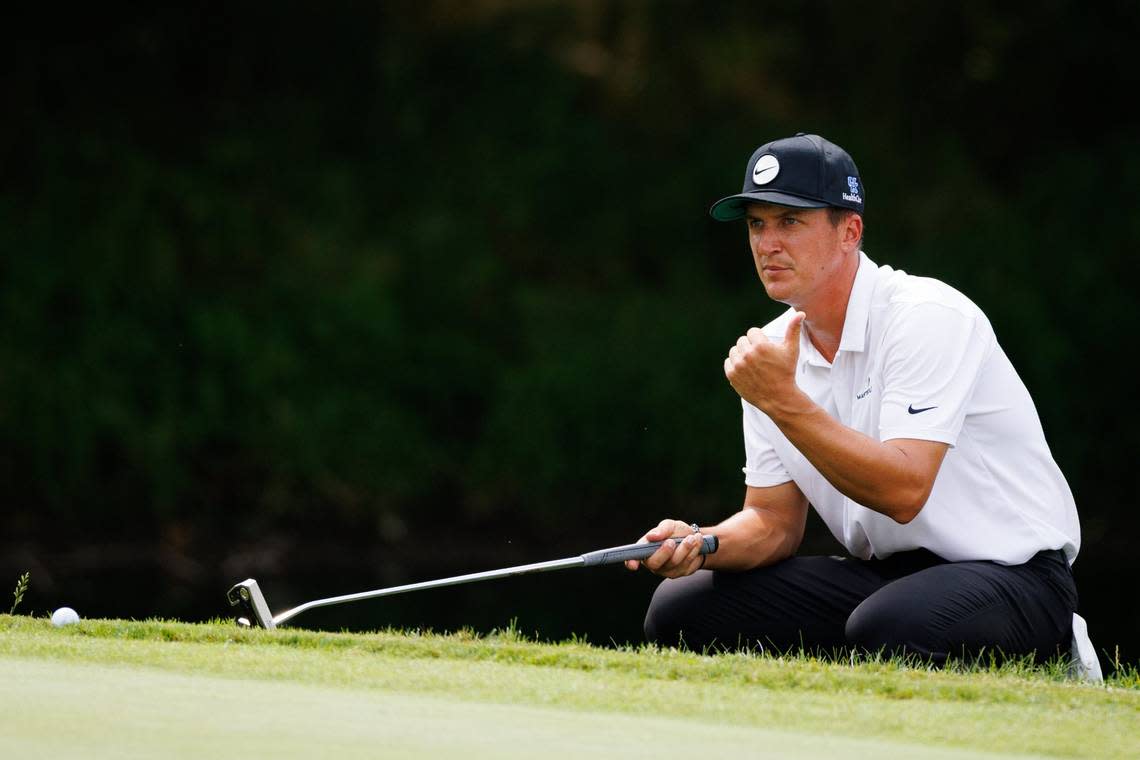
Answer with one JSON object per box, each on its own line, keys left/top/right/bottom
{"left": 628, "top": 133, "right": 1082, "bottom": 663}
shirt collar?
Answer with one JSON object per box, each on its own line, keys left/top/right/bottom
{"left": 836, "top": 251, "right": 877, "bottom": 355}
{"left": 797, "top": 250, "right": 877, "bottom": 368}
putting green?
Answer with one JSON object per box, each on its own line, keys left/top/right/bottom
{"left": 2, "top": 656, "right": 1041, "bottom": 759}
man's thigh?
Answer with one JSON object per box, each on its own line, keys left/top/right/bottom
{"left": 845, "top": 550, "right": 1078, "bottom": 662}
{"left": 643, "top": 556, "right": 885, "bottom": 653}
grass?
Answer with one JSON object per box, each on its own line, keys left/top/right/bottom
{"left": 0, "top": 615, "right": 1137, "bottom": 759}
{"left": 8, "top": 571, "right": 29, "bottom": 615}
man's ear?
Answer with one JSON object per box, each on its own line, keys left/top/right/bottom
{"left": 843, "top": 212, "right": 863, "bottom": 251}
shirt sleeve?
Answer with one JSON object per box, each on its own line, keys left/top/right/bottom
{"left": 878, "top": 302, "right": 994, "bottom": 446}
{"left": 741, "top": 398, "right": 793, "bottom": 487}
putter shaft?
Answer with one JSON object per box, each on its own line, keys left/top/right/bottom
{"left": 274, "top": 556, "right": 583, "bottom": 626}
{"left": 229, "top": 534, "right": 718, "bottom": 628}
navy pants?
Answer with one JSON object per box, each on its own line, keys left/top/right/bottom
{"left": 643, "top": 549, "right": 1077, "bottom": 663}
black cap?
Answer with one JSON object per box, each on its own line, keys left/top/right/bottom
{"left": 709, "top": 133, "right": 864, "bottom": 221}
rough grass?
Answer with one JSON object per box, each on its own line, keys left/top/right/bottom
{"left": 1, "top": 615, "right": 1137, "bottom": 759}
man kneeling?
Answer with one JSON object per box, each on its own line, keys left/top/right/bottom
{"left": 626, "top": 134, "right": 1080, "bottom": 664}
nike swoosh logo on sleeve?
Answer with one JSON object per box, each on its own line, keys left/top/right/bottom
{"left": 908, "top": 404, "right": 937, "bottom": 414}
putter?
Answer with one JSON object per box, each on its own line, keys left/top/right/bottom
{"left": 227, "top": 534, "right": 718, "bottom": 629}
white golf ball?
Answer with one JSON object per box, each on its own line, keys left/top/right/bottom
{"left": 51, "top": 607, "right": 80, "bottom": 627}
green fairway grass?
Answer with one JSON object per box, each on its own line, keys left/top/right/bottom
{"left": 1, "top": 616, "right": 1136, "bottom": 759}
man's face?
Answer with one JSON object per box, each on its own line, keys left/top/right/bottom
{"left": 744, "top": 203, "right": 853, "bottom": 308}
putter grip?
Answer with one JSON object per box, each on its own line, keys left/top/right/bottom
{"left": 580, "top": 534, "right": 718, "bottom": 567}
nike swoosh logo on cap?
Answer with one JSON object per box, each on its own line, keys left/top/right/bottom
{"left": 752, "top": 155, "right": 780, "bottom": 185}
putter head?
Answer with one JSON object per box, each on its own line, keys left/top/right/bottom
{"left": 227, "top": 579, "right": 277, "bottom": 629}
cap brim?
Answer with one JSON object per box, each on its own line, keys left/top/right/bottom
{"left": 709, "top": 191, "right": 829, "bottom": 221}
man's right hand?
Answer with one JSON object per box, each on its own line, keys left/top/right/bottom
{"left": 624, "top": 519, "right": 708, "bottom": 578}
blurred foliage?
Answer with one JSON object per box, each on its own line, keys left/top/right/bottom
{"left": 1, "top": 1, "right": 1138, "bottom": 647}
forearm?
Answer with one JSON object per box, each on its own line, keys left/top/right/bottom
{"left": 703, "top": 505, "right": 803, "bottom": 572}
{"left": 765, "top": 390, "right": 933, "bottom": 522}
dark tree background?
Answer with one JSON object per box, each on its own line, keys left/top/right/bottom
{"left": 2, "top": 2, "right": 1137, "bottom": 666}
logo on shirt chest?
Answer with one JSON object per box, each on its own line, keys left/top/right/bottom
{"left": 855, "top": 377, "right": 872, "bottom": 400}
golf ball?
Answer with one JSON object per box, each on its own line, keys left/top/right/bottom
{"left": 51, "top": 607, "right": 80, "bottom": 627}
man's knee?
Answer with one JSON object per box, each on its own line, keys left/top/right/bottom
{"left": 845, "top": 600, "right": 900, "bottom": 655}
{"left": 643, "top": 573, "right": 710, "bottom": 647}
{"left": 845, "top": 594, "right": 940, "bottom": 660}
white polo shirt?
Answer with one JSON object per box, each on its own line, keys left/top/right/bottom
{"left": 742, "top": 252, "right": 1080, "bottom": 565}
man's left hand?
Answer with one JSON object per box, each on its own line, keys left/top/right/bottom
{"left": 724, "top": 311, "right": 805, "bottom": 412}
